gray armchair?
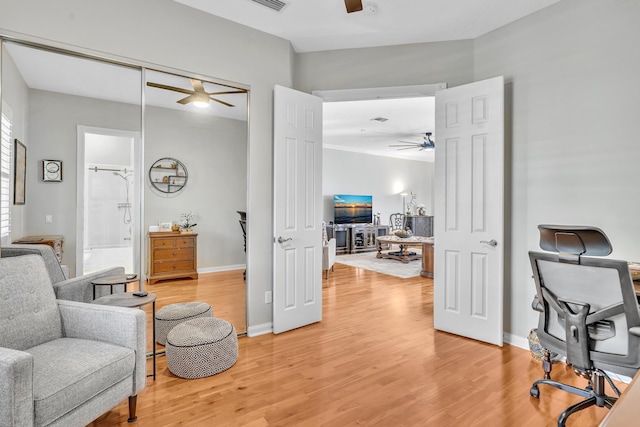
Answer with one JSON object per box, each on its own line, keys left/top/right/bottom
{"left": 0, "top": 255, "right": 146, "bottom": 426}
{"left": 1, "top": 244, "right": 125, "bottom": 302}
{"left": 529, "top": 225, "right": 640, "bottom": 426}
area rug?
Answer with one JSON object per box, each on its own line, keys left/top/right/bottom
{"left": 335, "top": 250, "right": 423, "bottom": 279}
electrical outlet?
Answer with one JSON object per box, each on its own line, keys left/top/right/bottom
{"left": 45, "top": 215, "right": 53, "bottom": 224}
{"left": 265, "top": 291, "right": 272, "bottom": 304}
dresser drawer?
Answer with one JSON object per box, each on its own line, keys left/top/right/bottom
{"left": 153, "top": 260, "right": 195, "bottom": 274}
{"left": 154, "top": 247, "right": 194, "bottom": 261}
{"left": 152, "top": 238, "right": 176, "bottom": 248}
{"left": 176, "top": 237, "right": 195, "bottom": 248}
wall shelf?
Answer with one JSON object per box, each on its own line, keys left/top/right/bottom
{"left": 148, "top": 157, "right": 188, "bottom": 194}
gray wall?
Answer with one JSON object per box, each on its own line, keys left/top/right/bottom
{"left": 27, "top": 90, "right": 140, "bottom": 275}
{"left": 323, "top": 148, "right": 434, "bottom": 224}
{"left": 473, "top": 0, "right": 640, "bottom": 344}
{"left": 144, "top": 105, "right": 247, "bottom": 270}
{"left": 294, "top": 40, "right": 475, "bottom": 93}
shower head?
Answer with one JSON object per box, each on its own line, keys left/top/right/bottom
{"left": 113, "top": 171, "right": 132, "bottom": 181}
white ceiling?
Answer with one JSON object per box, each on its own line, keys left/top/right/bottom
{"left": 175, "top": 0, "right": 560, "bottom": 53}
{"left": 324, "top": 97, "right": 435, "bottom": 162}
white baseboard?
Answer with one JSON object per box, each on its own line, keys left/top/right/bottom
{"left": 247, "top": 323, "right": 273, "bottom": 337}
{"left": 198, "top": 264, "right": 245, "bottom": 274}
{"left": 503, "top": 332, "right": 529, "bottom": 350}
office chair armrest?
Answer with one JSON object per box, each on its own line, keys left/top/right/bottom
{"left": 630, "top": 327, "right": 640, "bottom": 337}
{"left": 531, "top": 295, "right": 543, "bottom": 312}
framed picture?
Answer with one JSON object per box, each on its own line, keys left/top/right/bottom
{"left": 158, "top": 221, "right": 172, "bottom": 231}
{"left": 13, "top": 139, "right": 26, "bottom": 205}
{"left": 43, "top": 159, "right": 63, "bottom": 182}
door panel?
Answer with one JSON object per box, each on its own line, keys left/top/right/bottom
{"left": 434, "top": 76, "right": 504, "bottom": 346}
{"left": 273, "top": 85, "right": 323, "bottom": 334}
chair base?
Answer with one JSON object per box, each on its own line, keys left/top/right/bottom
{"left": 530, "top": 351, "right": 619, "bottom": 427}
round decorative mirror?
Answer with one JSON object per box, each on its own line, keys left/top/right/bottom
{"left": 148, "top": 157, "right": 188, "bottom": 194}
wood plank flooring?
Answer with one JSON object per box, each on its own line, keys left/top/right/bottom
{"left": 91, "top": 263, "right": 623, "bottom": 426}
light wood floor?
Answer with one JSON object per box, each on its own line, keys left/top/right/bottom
{"left": 91, "top": 263, "right": 623, "bottom": 426}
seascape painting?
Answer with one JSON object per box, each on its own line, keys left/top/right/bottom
{"left": 333, "top": 194, "right": 372, "bottom": 224}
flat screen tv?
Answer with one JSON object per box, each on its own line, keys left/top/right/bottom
{"left": 334, "top": 194, "right": 372, "bottom": 224}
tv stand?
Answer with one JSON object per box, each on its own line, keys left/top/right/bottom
{"left": 326, "top": 224, "right": 389, "bottom": 254}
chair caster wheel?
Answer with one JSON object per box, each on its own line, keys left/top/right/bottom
{"left": 530, "top": 386, "right": 540, "bottom": 398}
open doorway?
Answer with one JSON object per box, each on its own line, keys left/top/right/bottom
{"left": 314, "top": 84, "right": 442, "bottom": 237}
{"left": 77, "top": 126, "right": 141, "bottom": 276}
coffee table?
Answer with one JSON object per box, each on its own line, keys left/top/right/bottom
{"left": 376, "top": 235, "right": 434, "bottom": 264}
{"left": 91, "top": 274, "right": 139, "bottom": 300}
{"left": 92, "top": 292, "right": 157, "bottom": 380}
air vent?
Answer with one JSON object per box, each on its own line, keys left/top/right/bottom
{"left": 250, "top": 0, "right": 287, "bottom": 12}
{"left": 370, "top": 117, "right": 389, "bottom": 122}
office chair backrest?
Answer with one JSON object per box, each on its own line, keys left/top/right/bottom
{"left": 530, "top": 225, "right": 640, "bottom": 377}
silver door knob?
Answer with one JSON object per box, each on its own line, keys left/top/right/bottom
{"left": 277, "top": 236, "right": 292, "bottom": 244}
{"left": 480, "top": 239, "right": 498, "bottom": 247}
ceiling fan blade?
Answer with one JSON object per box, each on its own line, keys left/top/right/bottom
{"left": 146, "top": 82, "right": 194, "bottom": 96}
{"left": 345, "top": 0, "right": 363, "bottom": 13}
{"left": 396, "top": 146, "right": 420, "bottom": 151}
{"left": 177, "top": 95, "right": 194, "bottom": 105}
{"left": 206, "top": 90, "right": 248, "bottom": 96}
{"left": 190, "top": 79, "right": 206, "bottom": 94}
{"left": 389, "top": 143, "right": 421, "bottom": 147}
{"left": 210, "top": 97, "right": 235, "bottom": 108}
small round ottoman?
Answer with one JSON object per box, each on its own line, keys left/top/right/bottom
{"left": 165, "top": 317, "right": 238, "bottom": 379}
{"left": 155, "top": 302, "right": 213, "bottom": 345}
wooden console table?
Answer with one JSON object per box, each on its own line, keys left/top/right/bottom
{"left": 13, "top": 234, "right": 64, "bottom": 263}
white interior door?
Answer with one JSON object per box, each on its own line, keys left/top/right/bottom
{"left": 272, "top": 85, "right": 323, "bottom": 334}
{"left": 433, "top": 76, "right": 504, "bottom": 346}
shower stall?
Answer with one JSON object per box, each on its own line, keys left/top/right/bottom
{"left": 79, "top": 128, "right": 140, "bottom": 276}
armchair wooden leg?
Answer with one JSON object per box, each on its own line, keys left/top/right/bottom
{"left": 127, "top": 395, "right": 138, "bottom": 422}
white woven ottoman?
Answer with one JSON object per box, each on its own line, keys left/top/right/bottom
{"left": 155, "top": 302, "right": 213, "bottom": 345}
{"left": 165, "top": 317, "right": 238, "bottom": 379}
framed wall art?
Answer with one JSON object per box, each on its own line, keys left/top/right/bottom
{"left": 43, "top": 159, "right": 63, "bottom": 182}
{"left": 13, "top": 139, "right": 26, "bottom": 205}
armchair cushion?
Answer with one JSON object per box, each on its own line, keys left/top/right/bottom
{"left": 28, "top": 338, "right": 134, "bottom": 427}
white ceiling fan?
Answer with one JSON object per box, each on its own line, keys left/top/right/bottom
{"left": 389, "top": 132, "right": 435, "bottom": 151}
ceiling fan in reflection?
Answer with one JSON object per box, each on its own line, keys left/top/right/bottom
{"left": 389, "top": 132, "right": 436, "bottom": 151}
{"left": 146, "top": 79, "right": 247, "bottom": 108}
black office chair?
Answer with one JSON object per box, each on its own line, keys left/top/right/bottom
{"left": 529, "top": 225, "right": 640, "bottom": 426}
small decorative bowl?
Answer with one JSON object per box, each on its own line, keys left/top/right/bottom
{"left": 395, "top": 230, "right": 413, "bottom": 238}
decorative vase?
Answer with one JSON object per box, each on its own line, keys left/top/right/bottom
{"left": 171, "top": 224, "right": 180, "bottom": 232}
{"left": 528, "top": 328, "right": 544, "bottom": 362}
